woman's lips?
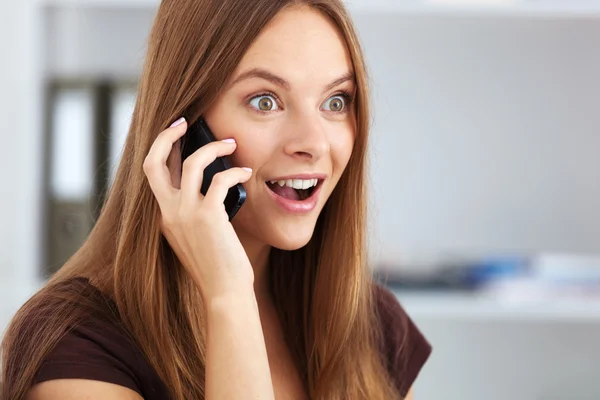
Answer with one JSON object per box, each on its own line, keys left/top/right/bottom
{"left": 265, "top": 180, "right": 323, "bottom": 213}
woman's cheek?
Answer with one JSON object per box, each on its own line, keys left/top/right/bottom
{"left": 331, "top": 129, "right": 355, "bottom": 169}
{"left": 232, "top": 126, "right": 277, "bottom": 169}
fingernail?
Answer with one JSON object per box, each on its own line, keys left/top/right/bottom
{"left": 222, "top": 138, "right": 236, "bottom": 143}
{"left": 242, "top": 167, "right": 252, "bottom": 173}
{"left": 170, "top": 117, "right": 186, "bottom": 128}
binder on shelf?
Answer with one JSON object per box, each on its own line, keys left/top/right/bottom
{"left": 108, "top": 86, "right": 137, "bottom": 186}
{"left": 46, "top": 85, "right": 95, "bottom": 274}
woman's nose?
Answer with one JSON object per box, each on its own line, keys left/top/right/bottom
{"left": 282, "top": 115, "right": 331, "bottom": 162}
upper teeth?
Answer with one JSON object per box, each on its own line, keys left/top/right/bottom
{"left": 269, "top": 179, "right": 318, "bottom": 190}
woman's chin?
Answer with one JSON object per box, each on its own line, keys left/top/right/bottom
{"left": 269, "top": 228, "right": 315, "bottom": 251}
{"left": 260, "top": 219, "right": 318, "bottom": 251}
{"left": 232, "top": 204, "right": 321, "bottom": 252}
{"left": 271, "top": 239, "right": 311, "bottom": 252}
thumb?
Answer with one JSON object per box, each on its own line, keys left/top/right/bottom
{"left": 166, "top": 138, "right": 183, "bottom": 189}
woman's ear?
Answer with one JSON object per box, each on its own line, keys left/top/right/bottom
{"left": 166, "top": 138, "right": 183, "bottom": 190}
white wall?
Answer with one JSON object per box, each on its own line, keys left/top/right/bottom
{"left": 357, "top": 13, "right": 600, "bottom": 262}
{"left": 46, "top": 7, "right": 151, "bottom": 78}
{"left": 0, "top": 2, "right": 19, "bottom": 277}
{"left": 0, "top": 0, "right": 44, "bottom": 330}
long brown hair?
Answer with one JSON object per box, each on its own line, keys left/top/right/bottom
{"left": 2, "top": 1, "right": 401, "bottom": 399}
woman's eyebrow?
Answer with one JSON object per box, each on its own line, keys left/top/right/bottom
{"left": 230, "top": 68, "right": 290, "bottom": 90}
{"left": 323, "top": 71, "right": 355, "bottom": 92}
{"left": 229, "top": 68, "right": 355, "bottom": 92}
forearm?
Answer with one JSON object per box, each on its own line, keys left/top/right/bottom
{"left": 205, "top": 291, "right": 274, "bottom": 400}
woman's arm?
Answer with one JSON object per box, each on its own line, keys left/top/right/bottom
{"left": 26, "top": 380, "right": 143, "bottom": 400}
{"left": 206, "top": 291, "right": 274, "bottom": 400}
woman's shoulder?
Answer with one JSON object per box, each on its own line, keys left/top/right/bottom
{"left": 19, "top": 277, "right": 168, "bottom": 399}
{"left": 372, "top": 283, "right": 432, "bottom": 397}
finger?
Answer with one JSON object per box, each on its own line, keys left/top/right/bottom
{"left": 147, "top": 117, "right": 188, "bottom": 168}
{"left": 143, "top": 118, "right": 188, "bottom": 200}
{"left": 203, "top": 167, "right": 252, "bottom": 209}
{"left": 180, "top": 139, "right": 237, "bottom": 206}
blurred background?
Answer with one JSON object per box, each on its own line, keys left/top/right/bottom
{"left": 2, "top": 0, "right": 600, "bottom": 399}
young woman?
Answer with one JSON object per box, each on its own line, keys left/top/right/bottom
{"left": 1, "top": 1, "right": 431, "bottom": 399}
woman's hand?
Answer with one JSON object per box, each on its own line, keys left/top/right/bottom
{"left": 143, "top": 118, "right": 274, "bottom": 400}
{"left": 143, "top": 117, "right": 254, "bottom": 303}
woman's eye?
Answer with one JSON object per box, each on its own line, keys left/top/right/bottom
{"left": 322, "top": 95, "right": 346, "bottom": 112}
{"left": 249, "top": 95, "right": 279, "bottom": 112}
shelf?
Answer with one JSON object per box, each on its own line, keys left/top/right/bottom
{"left": 36, "top": 0, "right": 600, "bottom": 17}
{"left": 348, "top": 0, "right": 600, "bottom": 17}
{"left": 394, "top": 289, "right": 600, "bottom": 322}
{"left": 3, "top": 282, "right": 600, "bottom": 332}
{"left": 37, "top": 0, "right": 160, "bottom": 8}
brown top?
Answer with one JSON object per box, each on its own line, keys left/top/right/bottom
{"left": 33, "top": 278, "right": 431, "bottom": 399}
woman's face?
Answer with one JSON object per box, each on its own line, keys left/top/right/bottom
{"left": 204, "top": 5, "right": 356, "bottom": 251}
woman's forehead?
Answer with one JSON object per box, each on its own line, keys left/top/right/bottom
{"left": 232, "top": 6, "right": 354, "bottom": 90}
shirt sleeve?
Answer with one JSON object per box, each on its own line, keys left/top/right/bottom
{"left": 33, "top": 317, "right": 143, "bottom": 397}
{"left": 375, "top": 284, "right": 432, "bottom": 397}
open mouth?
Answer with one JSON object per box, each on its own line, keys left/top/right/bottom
{"left": 266, "top": 179, "right": 321, "bottom": 201}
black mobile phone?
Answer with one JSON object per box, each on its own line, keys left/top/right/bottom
{"left": 180, "top": 118, "right": 246, "bottom": 220}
